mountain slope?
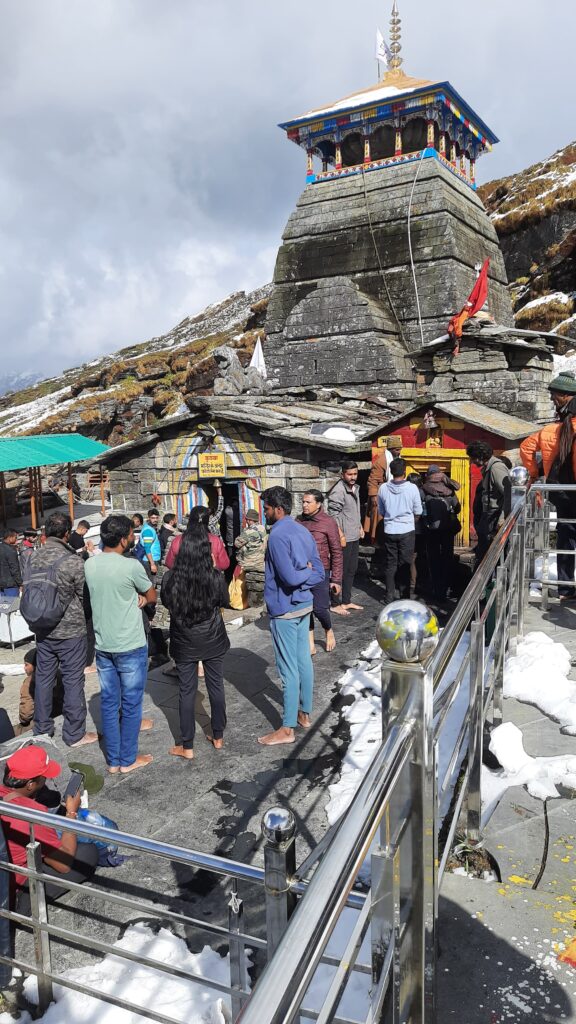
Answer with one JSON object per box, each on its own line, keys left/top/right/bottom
{"left": 0, "top": 285, "right": 271, "bottom": 444}
{"left": 479, "top": 142, "right": 576, "bottom": 341}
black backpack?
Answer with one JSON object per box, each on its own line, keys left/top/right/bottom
{"left": 20, "top": 553, "right": 69, "bottom": 632}
{"left": 424, "top": 493, "right": 460, "bottom": 534}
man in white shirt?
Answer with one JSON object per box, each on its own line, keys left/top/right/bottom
{"left": 377, "top": 458, "right": 422, "bottom": 604}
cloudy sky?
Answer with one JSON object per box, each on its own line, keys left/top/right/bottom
{"left": 0, "top": 0, "right": 574, "bottom": 377}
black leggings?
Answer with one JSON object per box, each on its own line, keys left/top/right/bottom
{"left": 176, "top": 656, "right": 227, "bottom": 749}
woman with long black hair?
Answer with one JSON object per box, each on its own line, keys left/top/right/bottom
{"left": 160, "top": 526, "right": 230, "bottom": 758}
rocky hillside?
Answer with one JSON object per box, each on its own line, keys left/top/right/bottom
{"left": 0, "top": 286, "right": 271, "bottom": 445}
{"left": 479, "top": 142, "right": 576, "bottom": 343}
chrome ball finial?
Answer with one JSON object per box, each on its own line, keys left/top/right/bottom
{"left": 261, "top": 807, "right": 296, "bottom": 846}
{"left": 376, "top": 599, "right": 440, "bottom": 663}
{"left": 510, "top": 466, "right": 530, "bottom": 488}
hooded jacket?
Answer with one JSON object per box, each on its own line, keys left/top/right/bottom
{"left": 377, "top": 480, "right": 423, "bottom": 535}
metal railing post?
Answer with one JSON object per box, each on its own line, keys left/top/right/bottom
{"left": 261, "top": 808, "right": 297, "bottom": 960}
{"left": 412, "top": 660, "right": 437, "bottom": 1024}
{"left": 493, "top": 565, "right": 507, "bottom": 726}
{"left": 517, "top": 504, "right": 527, "bottom": 639}
{"left": 380, "top": 655, "right": 436, "bottom": 1024}
{"left": 228, "top": 880, "right": 249, "bottom": 1021}
{"left": 27, "top": 834, "right": 53, "bottom": 1013}
{"left": 467, "top": 620, "right": 485, "bottom": 843}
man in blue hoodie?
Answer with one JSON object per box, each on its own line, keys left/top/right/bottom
{"left": 258, "top": 487, "right": 325, "bottom": 747}
{"left": 377, "top": 458, "right": 423, "bottom": 604}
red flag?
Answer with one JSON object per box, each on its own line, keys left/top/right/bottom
{"left": 448, "top": 258, "right": 490, "bottom": 354}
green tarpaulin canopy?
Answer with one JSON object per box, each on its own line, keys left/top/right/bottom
{"left": 0, "top": 433, "right": 109, "bottom": 472}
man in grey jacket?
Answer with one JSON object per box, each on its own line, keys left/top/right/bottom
{"left": 467, "top": 441, "right": 512, "bottom": 568}
{"left": 327, "top": 460, "right": 364, "bottom": 614}
{"left": 30, "top": 512, "right": 97, "bottom": 747}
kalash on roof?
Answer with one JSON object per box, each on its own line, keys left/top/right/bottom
{"left": 279, "top": 1, "right": 498, "bottom": 190}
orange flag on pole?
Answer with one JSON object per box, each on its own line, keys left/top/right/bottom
{"left": 448, "top": 258, "right": 490, "bottom": 355}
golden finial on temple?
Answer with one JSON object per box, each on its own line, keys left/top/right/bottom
{"left": 389, "top": 0, "right": 403, "bottom": 71}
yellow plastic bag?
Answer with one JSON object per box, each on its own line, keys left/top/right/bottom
{"left": 229, "top": 573, "right": 247, "bottom": 611}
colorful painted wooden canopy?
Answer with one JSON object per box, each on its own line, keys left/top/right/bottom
{"left": 279, "top": 3, "right": 498, "bottom": 189}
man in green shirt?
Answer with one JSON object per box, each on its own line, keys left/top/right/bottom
{"left": 85, "top": 516, "right": 157, "bottom": 774}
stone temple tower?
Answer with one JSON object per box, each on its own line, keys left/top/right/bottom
{"left": 264, "top": 4, "right": 553, "bottom": 419}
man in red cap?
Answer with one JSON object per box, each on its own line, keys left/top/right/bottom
{"left": 0, "top": 747, "right": 98, "bottom": 897}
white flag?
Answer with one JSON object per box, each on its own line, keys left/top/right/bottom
{"left": 376, "top": 28, "right": 392, "bottom": 67}
{"left": 249, "top": 337, "right": 267, "bottom": 378}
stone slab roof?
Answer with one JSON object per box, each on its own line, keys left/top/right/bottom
{"left": 150, "top": 395, "right": 387, "bottom": 454}
{"left": 381, "top": 400, "right": 536, "bottom": 441}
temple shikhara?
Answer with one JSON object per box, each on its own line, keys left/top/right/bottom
{"left": 104, "top": 4, "right": 561, "bottom": 557}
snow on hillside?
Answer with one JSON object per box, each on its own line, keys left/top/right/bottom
{"left": 0, "top": 284, "right": 271, "bottom": 440}
{"left": 0, "top": 385, "right": 75, "bottom": 434}
{"left": 480, "top": 142, "right": 576, "bottom": 236}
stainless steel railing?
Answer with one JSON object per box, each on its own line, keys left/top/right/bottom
{"left": 240, "top": 489, "right": 536, "bottom": 1024}
{"left": 2, "top": 484, "right": 568, "bottom": 1023}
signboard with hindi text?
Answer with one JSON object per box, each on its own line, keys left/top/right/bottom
{"left": 197, "top": 450, "right": 226, "bottom": 478}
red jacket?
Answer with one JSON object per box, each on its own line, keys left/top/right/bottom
{"left": 296, "top": 510, "right": 343, "bottom": 584}
{"left": 164, "top": 532, "right": 230, "bottom": 572}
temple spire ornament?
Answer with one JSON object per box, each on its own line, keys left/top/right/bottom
{"left": 389, "top": 0, "right": 403, "bottom": 72}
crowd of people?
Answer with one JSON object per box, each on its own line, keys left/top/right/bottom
{"left": 4, "top": 374, "right": 576, "bottom": 908}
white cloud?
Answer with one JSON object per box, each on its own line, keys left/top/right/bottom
{"left": 0, "top": 0, "right": 573, "bottom": 374}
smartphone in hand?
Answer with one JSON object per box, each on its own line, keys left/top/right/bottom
{"left": 62, "top": 770, "right": 84, "bottom": 804}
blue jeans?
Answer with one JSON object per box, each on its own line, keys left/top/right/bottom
{"left": 270, "top": 614, "right": 314, "bottom": 728}
{"left": 95, "top": 646, "right": 148, "bottom": 767}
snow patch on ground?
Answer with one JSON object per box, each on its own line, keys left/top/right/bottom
{"left": 327, "top": 633, "right": 470, "bottom": 825}
{"left": 482, "top": 632, "right": 576, "bottom": 815}
{"left": 482, "top": 721, "right": 576, "bottom": 818}
{"left": 503, "top": 632, "right": 576, "bottom": 734}
{"left": 1, "top": 922, "right": 249, "bottom": 1023}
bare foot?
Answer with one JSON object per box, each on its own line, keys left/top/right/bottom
{"left": 84, "top": 664, "right": 98, "bottom": 674}
{"left": 325, "top": 629, "right": 336, "bottom": 652}
{"left": 258, "top": 727, "right": 295, "bottom": 746}
{"left": 169, "top": 745, "right": 194, "bottom": 760}
{"left": 206, "top": 736, "right": 224, "bottom": 750}
{"left": 107, "top": 765, "right": 120, "bottom": 774}
{"left": 69, "top": 731, "right": 99, "bottom": 747}
{"left": 140, "top": 718, "right": 154, "bottom": 732}
{"left": 297, "top": 711, "right": 311, "bottom": 729}
{"left": 119, "top": 754, "right": 154, "bottom": 773}
{"left": 332, "top": 605, "right": 351, "bottom": 616}
{"left": 346, "top": 603, "right": 364, "bottom": 611}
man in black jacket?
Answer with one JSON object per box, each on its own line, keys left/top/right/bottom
{"left": 28, "top": 512, "right": 97, "bottom": 748}
{"left": 0, "top": 529, "right": 22, "bottom": 597}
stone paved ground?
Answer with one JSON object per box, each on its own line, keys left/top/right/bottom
{"left": 0, "top": 562, "right": 385, "bottom": 978}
